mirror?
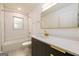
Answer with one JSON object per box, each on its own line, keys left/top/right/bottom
{"left": 41, "top": 3, "right": 79, "bottom": 29}
{"left": 13, "top": 16, "right": 24, "bottom": 30}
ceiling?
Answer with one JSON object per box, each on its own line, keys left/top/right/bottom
{"left": 4, "top": 3, "right": 40, "bottom": 14}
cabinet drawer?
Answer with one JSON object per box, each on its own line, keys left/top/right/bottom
{"left": 49, "top": 47, "right": 65, "bottom": 56}
{"left": 49, "top": 45, "right": 74, "bottom": 56}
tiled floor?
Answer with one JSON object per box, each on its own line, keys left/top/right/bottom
{"left": 7, "top": 45, "right": 31, "bottom": 56}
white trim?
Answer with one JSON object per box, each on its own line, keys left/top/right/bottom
{"left": 1, "top": 8, "right": 28, "bottom": 16}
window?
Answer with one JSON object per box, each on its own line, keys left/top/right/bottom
{"left": 13, "top": 16, "right": 24, "bottom": 30}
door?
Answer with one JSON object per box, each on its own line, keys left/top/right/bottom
{"left": 2, "top": 10, "right": 29, "bottom": 51}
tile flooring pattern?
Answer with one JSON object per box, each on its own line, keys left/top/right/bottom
{"left": 7, "top": 44, "right": 31, "bottom": 56}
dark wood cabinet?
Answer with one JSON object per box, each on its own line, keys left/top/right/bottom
{"left": 64, "top": 52, "right": 74, "bottom": 56}
{"left": 32, "top": 37, "right": 74, "bottom": 56}
{"left": 48, "top": 47, "right": 65, "bottom": 56}
{"left": 32, "top": 37, "right": 50, "bottom": 56}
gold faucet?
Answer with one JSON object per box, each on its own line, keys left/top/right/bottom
{"left": 44, "top": 30, "right": 48, "bottom": 36}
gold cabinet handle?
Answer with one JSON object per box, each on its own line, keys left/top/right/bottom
{"left": 50, "top": 45, "right": 66, "bottom": 54}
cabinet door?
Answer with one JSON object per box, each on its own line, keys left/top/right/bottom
{"left": 32, "top": 38, "right": 49, "bottom": 56}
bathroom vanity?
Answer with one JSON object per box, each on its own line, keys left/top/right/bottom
{"left": 32, "top": 35, "right": 79, "bottom": 56}
{"left": 32, "top": 3, "right": 79, "bottom": 56}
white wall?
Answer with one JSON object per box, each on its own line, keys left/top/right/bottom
{"left": 0, "top": 4, "right": 2, "bottom": 51}
{"left": 0, "top": 4, "right": 4, "bottom": 51}
{"left": 29, "top": 4, "right": 42, "bottom": 36}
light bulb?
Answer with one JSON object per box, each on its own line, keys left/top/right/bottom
{"left": 17, "top": 8, "right": 21, "bottom": 11}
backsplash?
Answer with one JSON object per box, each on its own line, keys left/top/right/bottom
{"left": 41, "top": 28, "right": 79, "bottom": 41}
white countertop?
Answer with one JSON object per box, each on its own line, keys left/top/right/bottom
{"left": 32, "top": 35, "right": 79, "bottom": 55}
